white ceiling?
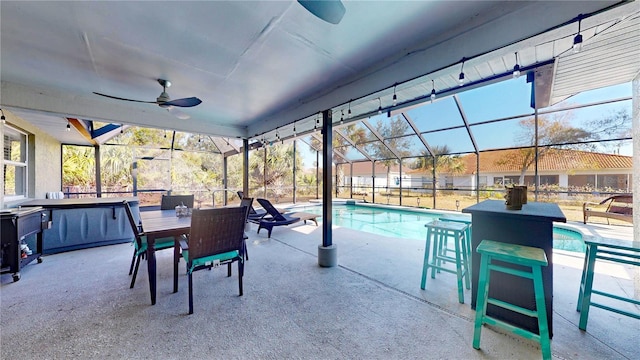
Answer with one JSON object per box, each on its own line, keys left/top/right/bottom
{"left": 1, "top": 1, "right": 637, "bottom": 146}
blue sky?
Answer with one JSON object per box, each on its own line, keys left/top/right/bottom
{"left": 299, "top": 78, "right": 633, "bottom": 168}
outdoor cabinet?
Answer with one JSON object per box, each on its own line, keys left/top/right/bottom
{"left": 1, "top": 207, "right": 50, "bottom": 281}
{"left": 20, "top": 197, "right": 140, "bottom": 254}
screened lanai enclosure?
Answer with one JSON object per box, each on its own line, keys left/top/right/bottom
{"left": 60, "top": 74, "right": 633, "bottom": 223}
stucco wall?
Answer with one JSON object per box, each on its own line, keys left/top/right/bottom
{"left": 1, "top": 109, "right": 61, "bottom": 208}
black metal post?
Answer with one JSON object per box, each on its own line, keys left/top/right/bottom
{"left": 322, "top": 110, "right": 332, "bottom": 248}
{"left": 243, "top": 139, "right": 249, "bottom": 197}
{"left": 94, "top": 145, "right": 102, "bottom": 198}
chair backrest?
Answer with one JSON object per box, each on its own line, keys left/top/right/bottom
{"left": 123, "top": 201, "right": 145, "bottom": 248}
{"left": 607, "top": 195, "right": 633, "bottom": 215}
{"left": 161, "top": 194, "right": 195, "bottom": 210}
{"left": 256, "top": 198, "right": 287, "bottom": 221}
{"left": 188, "top": 207, "right": 247, "bottom": 260}
{"left": 239, "top": 197, "right": 254, "bottom": 223}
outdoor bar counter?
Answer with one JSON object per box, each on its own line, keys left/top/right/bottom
{"left": 20, "top": 197, "right": 139, "bottom": 254}
{"left": 462, "top": 199, "right": 566, "bottom": 337}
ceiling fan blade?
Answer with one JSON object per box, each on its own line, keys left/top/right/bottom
{"left": 166, "top": 107, "right": 191, "bottom": 120}
{"left": 93, "top": 92, "right": 156, "bottom": 104}
{"left": 298, "top": 0, "right": 345, "bottom": 24}
{"left": 161, "top": 97, "right": 202, "bottom": 108}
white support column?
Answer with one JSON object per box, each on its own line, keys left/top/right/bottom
{"left": 634, "top": 75, "right": 639, "bottom": 241}
{"left": 633, "top": 74, "right": 639, "bottom": 300}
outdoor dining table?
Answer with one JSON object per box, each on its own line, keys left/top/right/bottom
{"left": 140, "top": 210, "right": 191, "bottom": 305}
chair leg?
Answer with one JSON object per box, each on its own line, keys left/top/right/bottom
{"left": 238, "top": 259, "right": 244, "bottom": 296}
{"left": 473, "top": 253, "right": 491, "bottom": 350}
{"left": 244, "top": 240, "right": 249, "bottom": 261}
{"left": 129, "top": 248, "right": 137, "bottom": 275}
{"left": 130, "top": 254, "right": 142, "bottom": 289}
{"left": 532, "top": 265, "right": 551, "bottom": 360}
{"left": 227, "top": 263, "right": 232, "bottom": 277}
{"left": 188, "top": 271, "right": 194, "bottom": 315}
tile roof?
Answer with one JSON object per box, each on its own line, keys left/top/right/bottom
{"left": 457, "top": 149, "right": 632, "bottom": 174}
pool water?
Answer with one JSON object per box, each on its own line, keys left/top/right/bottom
{"left": 290, "top": 203, "right": 586, "bottom": 253}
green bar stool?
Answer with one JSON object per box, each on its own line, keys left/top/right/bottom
{"left": 577, "top": 237, "right": 640, "bottom": 330}
{"left": 439, "top": 215, "right": 472, "bottom": 262}
{"left": 473, "top": 240, "right": 551, "bottom": 360}
{"left": 421, "top": 220, "right": 470, "bottom": 304}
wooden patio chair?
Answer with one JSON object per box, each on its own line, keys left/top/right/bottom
{"left": 176, "top": 206, "right": 247, "bottom": 314}
{"left": 583, "top": 194, "right": 633, "bottom": 224}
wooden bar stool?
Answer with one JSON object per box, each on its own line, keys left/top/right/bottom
{"left": 473, "top": 240, "right": 551, "bottom": 360}
{"left": 576, "top": 236, "right": 640, "bottom": 330}
{"left": 439, "top": 215, "right": 472, "bottom": 260}
{"left": 421, "top": 220, "right": 470, "bottom": 304}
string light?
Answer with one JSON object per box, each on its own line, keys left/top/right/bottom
{"left": 120, "top": 124, "right": 123, "bottom": 134}
{"left": 573, "top": 14, "right": 583, "bottom": 53}
{"left": 0, "top": 108, "right": 6, "bottom": 124}
{"left": 340, "top": 110, "right": 344, "bottom": 125}
{"left": 347, "top": 100, "right": 352, "bottom": 117}
{"left": 512, "top": 52, "right": 521, "bottom": 78}
{"left": 430, "top": 80, "right": 436, "bottom": 101}
{"left": 377, "top": 97, "right": 382, "bottom": 114}
{"left": 293, "top": 122, "right": 296, "bottom": 137}
{"left": 66, "top": 120, "right": 71, "bottom": 132}
{"left": 392, "top": 83, "right": 397, "bottom": 106}
{"left": 458, "top": 58, "right": 465, "bottom": 86}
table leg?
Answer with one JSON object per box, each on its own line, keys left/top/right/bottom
{"left": 147, "top": 237, "right": 156, "bottom": 305}
{"left": 174, "top": 236, "right": 180, "bottom": 293}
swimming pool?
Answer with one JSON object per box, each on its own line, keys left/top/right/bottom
{"left": 289, "top": 203, "right": 586, "bottom": 253}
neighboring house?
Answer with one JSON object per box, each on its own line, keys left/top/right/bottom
{"left": 334, "top": 161, "right": 412, "bottom": 194}
{"left": 339, "top": 149, "right": 632, "bottom": 196}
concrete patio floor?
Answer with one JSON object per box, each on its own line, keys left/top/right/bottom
{"left": 1, "top": 218, "right": 637, "bottom": 359}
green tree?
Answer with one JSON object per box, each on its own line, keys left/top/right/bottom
{"left": 498, "top": 112, "right": 592, "bottom": 185}
{"left": 414, "top": 145, "right": 465, "bottom": 189}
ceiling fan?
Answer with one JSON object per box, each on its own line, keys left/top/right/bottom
{"left": 93, "top": 79, "right": 202, "bottom": 119}
{"left": 297, "top": 0, "right": 345, "bottom": 24}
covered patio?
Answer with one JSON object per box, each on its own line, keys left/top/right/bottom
{"left": 1, "top": 1, "right": 639, "bottom": 358}
{"left": 1, "top": 220, "right": 636, "bottom": 359}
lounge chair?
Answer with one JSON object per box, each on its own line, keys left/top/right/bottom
{"left": 256, "top": 198, "right": 319, "bottom": 238}
{"left": 583, "top": 194, "right": 633, "bottom": 224}
{"left": 237, "top": 191, "right": 268, "bottom": 221}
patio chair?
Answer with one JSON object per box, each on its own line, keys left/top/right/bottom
{"left": 237, "top": 191, "right": 268, "bottom": 221}
{"left": 177, "top": 206, "right": 247, "bottom": 314}
{"left": 239, "top": 197, "right": 253, "bottom": 260}
{"left": 123, "top": 201, "right": 176, "bottom": 289}
{"left": 256, "top": 198, "right": 319, "bottom": 238}
{"left": 161, "top": 194, "right": 194, "bottom": 210}
{"left": 583, "top": 194, "right": 632, "bottom": 224}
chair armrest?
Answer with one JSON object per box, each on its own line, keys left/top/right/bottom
{"left": 179, "top": 235, "right": 189, "bottom": 251}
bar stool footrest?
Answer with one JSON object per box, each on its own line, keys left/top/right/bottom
{"left": 487, "top": 298, "right": 540, "bottom": 318}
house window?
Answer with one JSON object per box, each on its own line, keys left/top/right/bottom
{"left": 3, "top": 125, "right": 28, "bottom": 200}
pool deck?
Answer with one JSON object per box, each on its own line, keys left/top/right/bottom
{"left": 1, "top": 212, "right": 637, "bottom": 359}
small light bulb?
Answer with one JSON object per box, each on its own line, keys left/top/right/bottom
{"left": 392, "top": 93, "right": 397, "bottom": 106}
{"left": 512, "top": 64, "right": 521, "bottom": 79}
{"left": 430, "top": 89, "right": 436, "bottom": 101}
{"left": 458, "top": 72, "right": 465, "bottom": 86}
{"left": 573, "top": 34, "right": 583, "bottom": 53}
{"left": 66, "top": 123, "right": 71, "bottom": 131}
